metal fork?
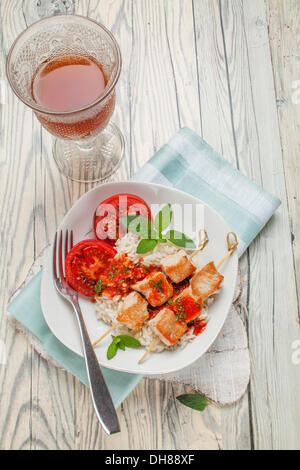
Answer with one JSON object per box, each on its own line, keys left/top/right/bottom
{"left": 53, "top": 230, "right": 120, "bottom": 435}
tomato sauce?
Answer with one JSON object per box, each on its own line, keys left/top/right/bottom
{"left": 147, "top": 278, "right": 207, "bottom": 335}
{"left": 147, "top": 305, "right": 162, "bottom": 319}
{"left": 148, "top": 299, "right": 207, "bottom": 336}
{"left": 146, "top": 280, "right": 189, "bottom": 320}
{"left": 144, "top": 278, "right": 189, "bottom": 318}
{"left": 172, "top": 278, "right": 190, "bottom": 296}
{"left": 193, "top": 318, "right": 207, "bottom": 336}
{"left": 171, "top": 296, "right": 202, "bottom": 324}
{"left": 97, "top": 254, "right": 158, "bottom": 298}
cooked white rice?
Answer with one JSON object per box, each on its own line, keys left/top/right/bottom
{"left": 95, "top": 233, "right": 211, "bottom": 352}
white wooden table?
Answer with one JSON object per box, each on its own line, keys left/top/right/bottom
{"left": 0, "top": 0, "right": 299, "bottom": 450}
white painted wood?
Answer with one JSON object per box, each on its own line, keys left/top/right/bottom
{"left": 0, "top": 0, "right": 299, "bottom": 451}
{"left": 192, "top": 0, "right": 252, "bottom": 449}
{"left": 225, "top": 0, "right": 300, "bottom": 450}
{"left": 266, "top": 0, "right": 300, "bottom": 304}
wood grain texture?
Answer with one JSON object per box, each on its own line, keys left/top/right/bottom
{"left": 0, "top": 0, "right": 299, "bottom": 450}
{"left": 241, "top": 0, "right": 300, "bottom": 449}
{"left": 266, "top": 0, "right": 300, "bottom": 308}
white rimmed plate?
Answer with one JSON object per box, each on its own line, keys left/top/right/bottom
{"left": 41, "top": 181, "right": 238, "bottom": 375}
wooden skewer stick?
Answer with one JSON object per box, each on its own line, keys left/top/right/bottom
{"left": 190, "top": 229, "right": 209, "bottom": 258}
{"left": 216, "top": 232, "right": 238, "bottom": 270}
{"left": 138, "top": 338, "right": 161, "bottom": 364}
{"left": 139, "top": 232, "right": 238, "bottom": 364}
{"left": 93, "top": 323, "right": 119, "bottom": 348}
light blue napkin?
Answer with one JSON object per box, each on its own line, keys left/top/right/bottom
{"left": 133, "top": 127, "right": 281, "bottom": 255}
{"left": 7, "top": 127, "right": 281, "bottom": 405}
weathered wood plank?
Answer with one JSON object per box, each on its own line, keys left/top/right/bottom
{"left": 0, "top": 0, "right": 77, "bottom": 451}
{"left": 0, "top": 0, "right": 38, "bottom": 450}
{"left": 193, "top": 0, "right": 252, "bottom": 450}
{"left": 231, "top": 0, "right": 300, "bottom": 450}
{"left": 265, "top": 0, "right": 300, "bottom": 313}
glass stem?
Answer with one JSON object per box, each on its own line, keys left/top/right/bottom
{"left": 75, "top": 136, "right": 97, "bottom": 152}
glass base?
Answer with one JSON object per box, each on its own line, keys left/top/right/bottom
{"left": 53, "top": 122, "right": 125, "bottom": 183}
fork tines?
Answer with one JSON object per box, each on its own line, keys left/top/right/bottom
{"left": 53, "top": 230, "right": 74, "bottom": 282}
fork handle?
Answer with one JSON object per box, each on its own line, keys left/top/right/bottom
{"left": 72, "top": 302, "right": 120, "bottom": 435}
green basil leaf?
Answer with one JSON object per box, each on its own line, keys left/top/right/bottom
{"left": 107, "top": 336, "right": 141, "bottom": 359}
{"left": 119, "top": 214, "right": 138, "bottom": 227}
{"left": 165, "top": 230, "right": 196, "bottom": 249}
{"left": 112, "top": 336, "right": 121, "bottom": 345}
{"left": 107, "top": 341, "right": 118, "bottom": 360}
{"left": 117, "top": 335, "right": 142, "bottom": 348}
{"left": 136, "top": 238, "right": 158, "bottom": 254}
{"left": 118, "top": 340, "right": 126, "bottom": 351}
{"left": 176, "top": 394, "right": 208, "bottom": 411}
{"left": 119, "top": 215, "right": 157, "bottom": 239}
{"left": 154, "top": 204, "right": 173, "bottom": 234}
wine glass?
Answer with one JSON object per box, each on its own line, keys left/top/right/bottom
{"left": 6, "top": 15, "right": 124, "bottom": 182}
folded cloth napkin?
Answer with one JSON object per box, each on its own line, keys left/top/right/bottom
{"left": 7, "top": 127, "right": 281, "bottom": 405}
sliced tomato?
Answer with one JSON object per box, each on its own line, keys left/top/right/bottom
{"left": 65, "top": 239, "right": 116, "bottom": 297}
{"left": 93, "top": 193, "right": 152, "bottom": 245}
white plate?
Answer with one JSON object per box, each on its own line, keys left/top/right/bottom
{"left": 41, "top": 181, "right": 238, "bottom": 375}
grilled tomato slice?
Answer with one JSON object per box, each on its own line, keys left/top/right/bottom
{"left": 65, "top": 239, "right": 116, "bottom": 297}
{"left": 93, "top": 193, "right": 152, "bottom": 245}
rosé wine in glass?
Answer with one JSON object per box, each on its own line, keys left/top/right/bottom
{"left": 7, "top": 15, "right": 124, "bottom": 182}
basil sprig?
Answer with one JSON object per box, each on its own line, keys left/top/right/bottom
{"left": 120, "top": 203, "right": 196, "bottom": 254}
{"left": 107, "top": 335, "right": 142, "bottom": 360}
{"left": 136, "top": 238, "right": 158, "bottom": 254}
{"left": 154, "top": 203, "right": 173, "bottom": 233}
{"left": 176, "top": 394, "right": 208, "bottom": 411}
{"left": 119, "top": 215, "right": 156, "bottom": 239}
